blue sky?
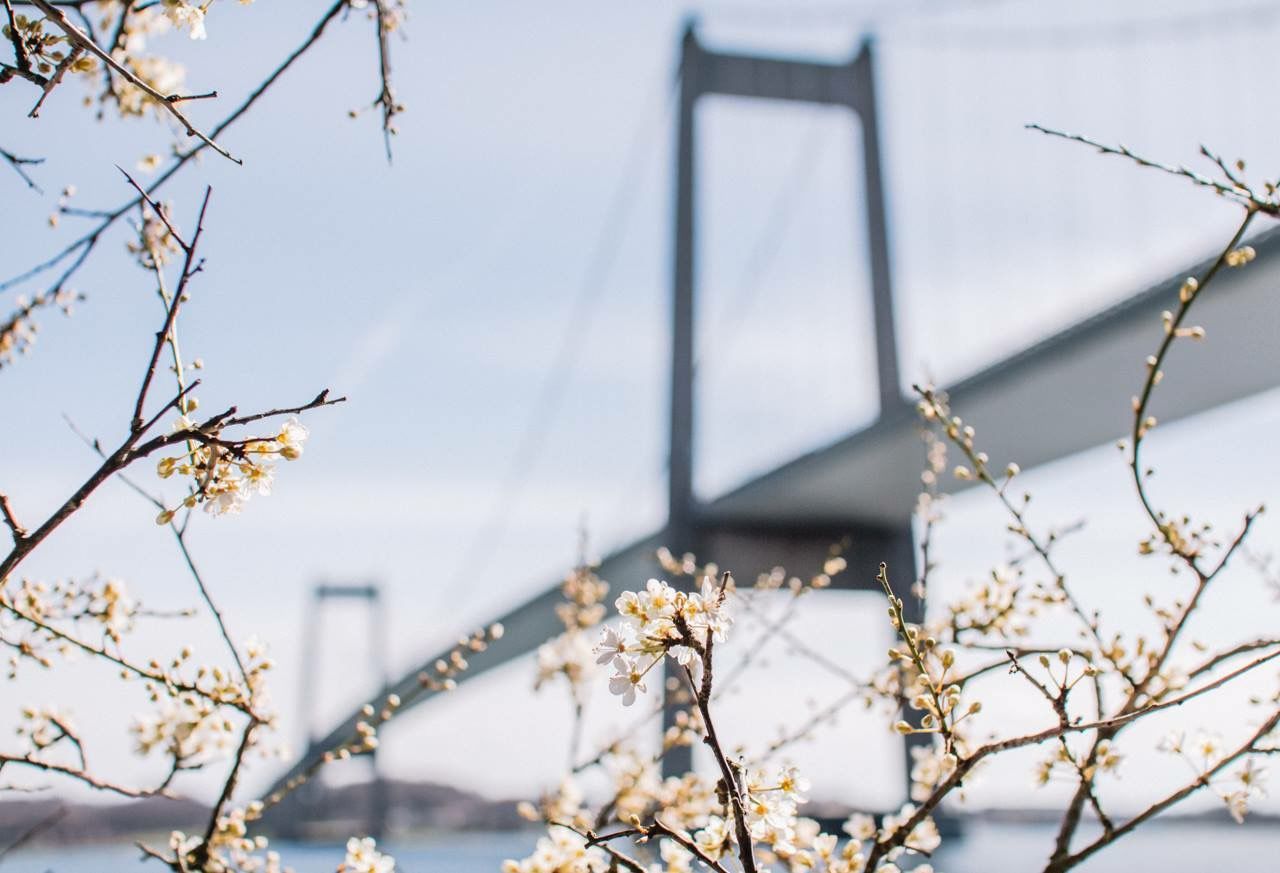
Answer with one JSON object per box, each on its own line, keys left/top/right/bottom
{"left": 2, "top": 0, "right": 1280, "bottom": 814}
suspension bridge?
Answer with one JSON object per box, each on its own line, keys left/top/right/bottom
{"left": 264, "top": 14, "right": 1280, "bottom": 831}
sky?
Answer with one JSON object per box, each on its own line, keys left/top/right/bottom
{"left": 2, "top": 0, "right": 1280, "bottom": 820}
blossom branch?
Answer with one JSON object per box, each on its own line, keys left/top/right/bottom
{"left": 1, "top": 0, "right": 29, "bottom": 72}
{"left": 24, "top": 0, "right": 239, "bottom": 163}
{"left": 0, "top": 752, "right": 176, "bottom": 800}
{"left": 867, "top": 645, "right": 1280, "bottom": 868}
{"left": 131, "top": 185, "right": 207, "bottom": 434}
{"left": 676, "top": 599, "right": 757, "bottom": 873}
{"left": 1050, "top": 707, "right": 1280, "bottom": 872}
{"left": 1, "top": 0, "right": 348, "bottom": 301}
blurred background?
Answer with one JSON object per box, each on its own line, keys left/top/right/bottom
{"left": 2, "top": 0, "right": 1280, "bottom": 869}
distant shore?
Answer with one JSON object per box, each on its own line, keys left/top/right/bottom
{"left": 2, "top": 778, "right": 1273, "bottom": 850}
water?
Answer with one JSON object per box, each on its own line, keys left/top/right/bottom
{"left": 1, "top": 821, "right": 1275, "bottom": 871}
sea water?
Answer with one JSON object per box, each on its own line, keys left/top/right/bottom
{"left": 2, "top": 820, "right": 1276, "bottom": 871}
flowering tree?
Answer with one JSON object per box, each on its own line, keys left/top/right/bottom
{"left": 1, "top": 1, "right": 419, "bottom": 871}
{"left": 509, "top": 140, "right": 1280, "bottom": 873}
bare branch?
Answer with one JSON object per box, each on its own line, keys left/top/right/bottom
{"left": 0, "top": 144, "right": 42, "bottom": 192}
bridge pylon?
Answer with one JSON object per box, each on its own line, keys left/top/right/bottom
{"left": 273, "top": 582, "right": 390, "bottom": 840}
{"left": 663, "top": 22, "right": 925, "bottom": 782}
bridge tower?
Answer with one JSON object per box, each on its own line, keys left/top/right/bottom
{"left": 284, "top": 582, "right": 391, "bottom": 839}
{"left": 662, "top": 23, "right": 924, "bottom": 779}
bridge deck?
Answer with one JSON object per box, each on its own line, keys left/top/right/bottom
{"left": 267, "top": 224, "right": 1280, "bottom": 801}
{"left": 711, "top": 224, "right": 1280, "bottom": 526}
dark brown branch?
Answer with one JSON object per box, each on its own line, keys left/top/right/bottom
{"left": 676, "top": 578, "right": 757, "bottom": 873}
{"left": 223, "top": 388, "right": 345, "bottom": 427}
{"left": 131, "top": 188, "right": 208, "bottom": 433}
{"left": 118, "top": 165, "right": 189, "bottom": 249}
{"left": 73, "top": 404, "right": 253, "bottom": 691}
{"left": 1049, "top": 707, "right": 1280, "bottom": 872}
{"left": 866, "top": 646, "right": 1280, "bottom": 868}
{"left": 2, "top": 0, "right": 30, "bottom": 73}
{"left": 1207, "top": 506, "right": 1263, "bottom": 579}
{"left": 572, "top": 828, "right": 647, "bottom": 873}
{"left": 582, "top": 819, "right": 732, "bottom": 873}
{"left": 191, "top": 719, "right": 259, "bottom": 869}
{"left": 0, "top": 59, "right": 46, "bottom": 86}
{"left": 167, "top": 89, "right": 218, "bottom": 104}
{"left": 652, "top": 817, "right": 732, "bottom": 873}
{"left": 1186, "top": 638, "right": 1280, "bottom": 682}
{"left": 0, "top": 753, "right": 174, "bottom": 799}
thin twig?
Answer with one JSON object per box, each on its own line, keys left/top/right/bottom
{"left": 27, "top": 45, "right": 82, "bottom": 117}
{"left": 1028, "top": 125, "right": 1280, "bottom": 217}
{"left": 0, "top": 144, "right": 42, "bottom": 192}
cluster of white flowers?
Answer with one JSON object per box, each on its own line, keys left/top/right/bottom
{"left": 1, "top": 575, "right": 146, "bottom": 680}
{"left": 162, "top": 0, "right": 209, "bottom": 40}
{"left": 4, "top": 0, "right": 260, "bottom": 135}
{"left": 1158, "top": 731, "right": 1268, "bottom": 823}
{"left": 943, "top": 565, "right": 1032, "bottom": 639}
{"left": 1, "top": 12, "right": 95, "bottom": 77}
{"left": 4, "top": 574, "right": 137, "bottom": 643}
{"left": 16, "top": 705, "right": 76, "bottom": 753}
{"left": 1220, "top": 759, "right": 1268, "bottom": 824}
{"left": 349, "top": 0, "right": 409, "bottom": 33}
{"left": 339, "top": 837, "right": 395, "bottom": 873}
{"left": 502, "top": 568, "right": 956, "bottom": 872}
{"left": 534, "top": 564, "right": 610, "bottom": 696}
{"left": 0, "top": 288, "right": 79, "bottom": 369}
{"left": 535, "top": 631, "right": 596, "bottom": 692}
{"left": 130, "top": 639, "right": 273, "bottom": 764}
{"left": 908, "top": 744, "right": 959, "bottom": 802}
{"left": 594, "top": 576, "right": 731, "bottom": 706}
{"left": 132, "top": 691, "right": 238, "bottom": 762}
{"left": 115, "top": 54, "right": 189, "bottom": 119}
{"left": 502, "top": 828, "right": 607, "bottom": 873}
{"left": 692, "top": 769, "right": 939, "bottom": 873}
{"left": 168, "top": 817, "right": 289, "bottom": 873}
{"left": 853, "top": 805, "right": 940, "bottom": 871}
{"left": 155, "top": 416, "right": 309, "bottom": 522}
{"left": 127, "top": 201, "right": 183, "bottom": 269}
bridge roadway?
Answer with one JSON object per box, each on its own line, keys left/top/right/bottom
{"left": 266, "top": 224, "right": 1280, "bottom": 805}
